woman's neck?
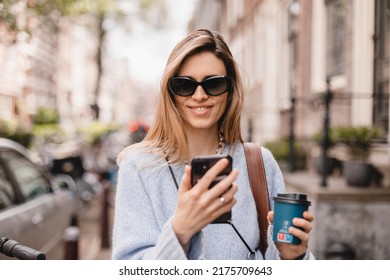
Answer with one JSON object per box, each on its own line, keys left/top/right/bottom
{"left": 185, "top": 128, "right": 220, "bottom": 160}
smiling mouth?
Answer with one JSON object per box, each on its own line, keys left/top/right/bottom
{"left": 187, "top": 105, "right": 213, "bottom": 111}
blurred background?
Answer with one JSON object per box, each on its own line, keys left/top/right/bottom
{"left": 0, "top": 0, "right": 389, "bottom": 260}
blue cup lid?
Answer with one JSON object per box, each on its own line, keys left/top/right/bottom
{"left": 273, "top": 193, "right": 311, "bottom": 206}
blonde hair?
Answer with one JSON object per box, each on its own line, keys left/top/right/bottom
{"left": 117, "top": 29, "right": 244, "bottom": 166}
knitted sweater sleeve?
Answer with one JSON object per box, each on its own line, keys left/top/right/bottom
{"left": 111, "top": 152, "right": 204, "bottom": 260}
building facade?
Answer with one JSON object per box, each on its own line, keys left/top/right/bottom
{"left": 0, "top": 1, "right": 138, "bottom": 133}
{"left": 189, "top": 0, "right": 390, "bottom": 177}
{"left": 189, "top": 0, "right": 390, "bottom": 259}
{"left": 0, "top": 1, "right": 58, "bottom": 129}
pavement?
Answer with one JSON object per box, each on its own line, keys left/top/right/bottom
{"left": 76, "top": 185, "right": 114, "bottom": 260}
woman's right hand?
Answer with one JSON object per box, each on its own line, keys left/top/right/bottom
{"left": 172, "top": 158, "right": 239, "bottom": 252}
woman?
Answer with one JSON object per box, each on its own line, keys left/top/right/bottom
{"left": 112, "top": 29, "right": 314, "bottom": 260}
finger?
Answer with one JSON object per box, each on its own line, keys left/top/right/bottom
{"left": 207, "top": 168, "right": 239, "bottom": 198}
{"left": 200, "top": 181, "right": 237, "bottom": 214}
{"left": 197, "top": 158, "right": 230, "bottom": 190}
{"left": 215, "top": 181, "right": 238, "bottom": 203}
{"left": 267, "top": 211, "right": 274, "bottom": 224}
{"left": 293, "top": 217, "right": 313, "bottom": 233}
{"left": 209, "top": 193, "right": 237, "bottom": 217}
{"left": 178, "top": 165, "right": 192, "bottom": 195}
{"left": 303, "top": 211, "right": 314, "bottom": 222}
{"left": 207, "top": 180, "right": 238, "bottom": 206}
{"left": 288, "top": 226, "right": 309, "bottom": 244}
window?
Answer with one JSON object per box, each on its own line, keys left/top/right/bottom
{"left": 373, "top": 0, "right": 390, "bottom": 136}
{"left": 1, "top": 150, "right": 50, "bottom": 200}
{"left": 0, "top": 164, "right": 15, "bottom": 210}
{"left": 288, "top": 0, "right": 299, "bottom": 81}
{"left": 326, "top": 0, "right": 346, "bottom": 76}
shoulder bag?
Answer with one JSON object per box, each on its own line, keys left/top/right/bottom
{"left": 243, "top": 142, "right": 271, "bottom": 258}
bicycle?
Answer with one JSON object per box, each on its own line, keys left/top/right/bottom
{"left": 0, "top": 237, "right": 46, "bottom": 260}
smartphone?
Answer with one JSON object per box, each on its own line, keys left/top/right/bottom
{"left": 191, "top": 154, "right": 233, "bottom": 223}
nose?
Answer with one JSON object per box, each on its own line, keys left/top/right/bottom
{"left": 191, "top": 85, "right": 208, "bottom": 101}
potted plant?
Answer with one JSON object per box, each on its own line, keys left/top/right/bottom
{"left": 264, "top": 137, "right": 307, "bottom": 171}
{"left": 334, "top": 126, "right": 382, "bottom": 187}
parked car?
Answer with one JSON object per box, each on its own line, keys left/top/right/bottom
{"left": 0, "top": 137, "right": 74, "bottom": 260}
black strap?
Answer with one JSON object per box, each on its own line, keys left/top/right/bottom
{"left": 167, "top": 160, "right": 179, "bottom": 190}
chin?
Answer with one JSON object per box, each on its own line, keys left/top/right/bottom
{"left": 188, "top": 121, "right": 218, "bottom": 131}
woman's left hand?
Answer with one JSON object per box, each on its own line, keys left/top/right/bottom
{"left": 267, "top": 211, "right": 314, "bottom": 260}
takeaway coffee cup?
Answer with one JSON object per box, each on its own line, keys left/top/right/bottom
{"left": 272, "top": 193, "right": 311, "bottom": 245}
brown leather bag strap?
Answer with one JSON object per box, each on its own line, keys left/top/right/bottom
{"left": 243, "top": 142, "right": 270, "bottom": 258}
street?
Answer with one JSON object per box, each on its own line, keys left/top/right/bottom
{"left": 76, "top": 184, "right": 114, "bottom": 260}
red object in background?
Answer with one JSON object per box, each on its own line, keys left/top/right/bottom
{"left": 128, "top": 121, "right": 139, "bottom": 133}
{"left": 128, "top": 119, "right": 149, "bottom": 144}
{"left": 128, "top": 119, "right": 150, "bottom": 133}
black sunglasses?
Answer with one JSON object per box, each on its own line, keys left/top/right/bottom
{"left": 168, "top": 75, "right": 233, "bottom": 97}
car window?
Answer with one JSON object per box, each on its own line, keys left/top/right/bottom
{"left": 1, "top": 150, "right": 51, "bottom": 200}
{"left": 0, "top": 164, "right": 15, "bottom": 211}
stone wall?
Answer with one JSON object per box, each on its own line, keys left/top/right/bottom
{"left": 284, "top": 172, "right": 390, "bottom": 260}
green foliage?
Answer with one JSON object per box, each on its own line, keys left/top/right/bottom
{"left": 0, "top": 119, "right": 34, "bottom": 147}
{"left": 0, "top": 107, "right": 63, "bottom": 147}
{"left": 264, "top": 139, "right": 289, "bottom": 162}
{"left": 32, "top": 107, "right": 60, "bottom": 125}
{"left": 78, "top": 121, "right": 119, "bottom": 145}
{"left": 333, "top": 126, "right": 382, "bottom": 162}
{"left": 311, "top": 127, "right": 338, "bottom": 147}
{"left": 32, "top": 0, "right": 116, "bottom": 17}
{"left": 0, "top": 0, "right": 118, "bottom": 34}
{"left": 30, "top": 107, "right": 63, "bottom": 143}
{"left": 1, "top": 0, "right": 165, "bottom": 31}
{"left": 264, "top": 138, "right": 307, "bottom": 170}
{"left": 0, "top": 0, "right": 19, "bottom": 31}
{"left": 31, "top": 124, "right": 64, "bottom": 142}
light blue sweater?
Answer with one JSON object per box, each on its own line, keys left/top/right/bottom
{"left": 111, "top": 142, "right": 314, "bottom": 260}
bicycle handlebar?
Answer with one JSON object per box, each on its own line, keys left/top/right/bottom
{"left": 0, "top": 237, "right": 46, "bottom": 260}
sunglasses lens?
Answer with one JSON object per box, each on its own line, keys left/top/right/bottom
{"left": 203, "top": 77, "right": 229, "bottom": 96}
{"left": 169, "top": 78, "right": 196, "bottom": 96}
{"left": 169, "top": 76, "right": 232, "bottom": 96}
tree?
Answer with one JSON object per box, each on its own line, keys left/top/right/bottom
{"left": 1, "top": 0, "right": 167, "bottom": 119}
